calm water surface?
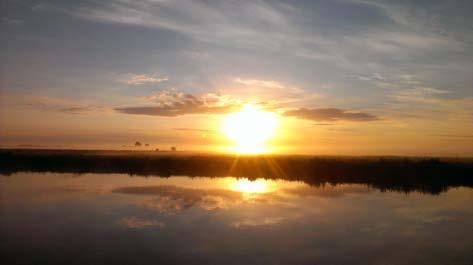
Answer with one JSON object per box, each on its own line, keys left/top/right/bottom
{"left": 1, "top": 172, "right": 473, "bottom": 265}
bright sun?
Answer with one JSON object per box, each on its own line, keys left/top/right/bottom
{"left": 223, "top": 104, "right": 278, "bottom": 154}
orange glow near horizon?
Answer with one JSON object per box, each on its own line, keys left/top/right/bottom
{"left": 222, "top": 104, "right": 279, "bottom": 154}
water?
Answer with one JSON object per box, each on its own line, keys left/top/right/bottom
{"left": 1, "top": 172, "right": 472, "bottom": 265}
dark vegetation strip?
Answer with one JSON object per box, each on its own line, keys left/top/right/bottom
{"left": 1, "top": 149, "right": 473, "bottom": 194}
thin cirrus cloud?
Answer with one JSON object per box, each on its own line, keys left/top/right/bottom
{"left": 234, "top": 78, "right": 285, "bottom": 89}
{"left": 116, "top": 217, "right": 165, "bottom": 229}
{"left": 63, "top": 0, "right": 469, "bottom": 70}
{"left": 23, "top": 96, "right": 108, "bottom": 114}
{"left": 174, "top": 128, "right": 215, "bottom": 133}
{"left": 28, "top": 103, "right": 97, "bottom": 114}
{"left": 283, "top": 108, "right": 378, "bottom": 122}
{"left": 122, "top": 74, "right": 168, "bottom": 85}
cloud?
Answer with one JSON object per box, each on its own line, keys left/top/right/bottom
{"left": 112, "top": 185, "right": 243, "bottom": 212}
{"left": 283, "top": 108, "right": 378, "bottom": 122}
{"left": 122, "top": 74, "right": 168, "bottom": 85}
{"left": 376, "top": 72, "right": 473, "bottom": 124}
{"left": 2, "top": 17, "right": 23, "bottom": 25}
{"left": 352, "top": 73, "right": 385, "bottom": 81}
{"left": 234, "top": 78, "right": 285, "bottom": 89}
{"left": 115, "top": 90, "right": 240, "bottom": 117}
{"left": 230, "top": 217, "right": 284, "bottom": 228}
{"left": 24, "top": 96, "right": 107, "bottom": 114}
{"left": 313, "top": 123, "right": 334, "bottom": 126}
{"left": 114, "top": 104, "right": 232, "bottom": 117}
{"left": 116, "top": 217, "right": 165, "bottom": 229}
{"left": 437, "top": 134, "right": 473, "bottom": 139}
{"left": 174, "top": 128, "right": 214, "bottom": 133}
{"left": 284, "top": 185, "right": 372, "bottom": 198}
{"left": 390, "top": 86, "right": 450, "bottom": 104}
{"left": 115, "top": 89, "right": 379, "bottom": 123}
{"left": 58, "top": 106, "right": 103, "bottom": 114}
{"left": 20, "top": 1, "right": 471, "bottom": 114}
{"left": 63, "top": 0, "right": 467, "bottom": 66}
{"left": 15, "top": 144, "right": 49, "bottom": 148}
{"left": 28, "top": 104, "right": 104, "bottom": 114}
{"left": 229, "top": 78, "right": 317, "bottom": 105}
{"left": 67, "top": 0, "right": 291, "bottom": 48}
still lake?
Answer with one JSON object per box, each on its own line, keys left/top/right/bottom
{"left": 1, "top": 172, "right": 473, "bottom": 265}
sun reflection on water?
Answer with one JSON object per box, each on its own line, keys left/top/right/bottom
{"left": 228, "top": 178, "right": 276, "bottom": 194}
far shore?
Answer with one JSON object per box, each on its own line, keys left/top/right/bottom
{"left": 1, "top": 148, "right": 473, "bottom": 194}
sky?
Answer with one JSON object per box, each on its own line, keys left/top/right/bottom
{"left": 1, "top": 0, "right": 473, "bottom": 156}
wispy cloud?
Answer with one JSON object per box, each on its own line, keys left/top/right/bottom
{"left": 228, "top": 78, "right": 319, "bottom": 107}
{"left": 234, "top": 78, "right": 285, "bottom": 89}
{"left": 437, "top": 134, "right": 473, "bottom": 139}
{"left": 378, "top": 74, "right": 473, "bottom": 123}
{"left": 284, "top": 108, "right": 378, "bottom": 122}
{"left": 122, "top": 74, "right": 168, "bottom": 85}
{"left": 2, "top": 17, "right": 23, "bottom": 25}
{"left": 230, "top": 217, "right": 284, "bottom": 228}
{"left": 352, "top": 73, "right": 385, "bottom": 81}
{"left": 68, "top": 0, "right": 291, "bottom": 46}
{"left": 24, "top": 96, "right": 108, "bottom": 114}
{"left": 62, "top": 0, "right": 466, "bottom": 65}
{"left": 390, "top": 87, "right": 449, "bottom": 104}
{"left": 116, "top": 217, "right": 165, "bottom": 229}
{"left": 174, "top": 128, "right": 214, "bottom": 133}
{"left": 313, "top": 123, "right": 334, "bottom": 126}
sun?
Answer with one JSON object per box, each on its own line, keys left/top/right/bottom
{"left": 223, "top": 104, "right": 278, "bottom": 154}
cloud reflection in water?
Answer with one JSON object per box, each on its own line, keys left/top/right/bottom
{"left": 2, "top": 173, "right": 473, "bottom": 265}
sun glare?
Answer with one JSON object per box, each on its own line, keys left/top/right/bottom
{"left": 223, "top": 104, "right": 278, "bottom": 154}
